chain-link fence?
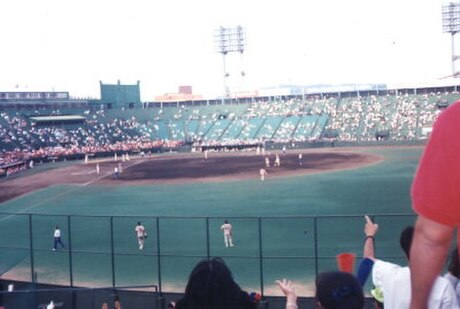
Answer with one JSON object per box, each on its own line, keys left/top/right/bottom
{"left": 0, "top": 213, "right": 416, "bottom": 298}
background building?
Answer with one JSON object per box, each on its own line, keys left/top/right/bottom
{"left": 99, "top": 80, "right": 141, "bottom": 109}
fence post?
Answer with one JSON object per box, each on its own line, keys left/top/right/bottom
{"left": 314, "top": 217, "right": 318, "bottom": 276}
{"left": 156, "top": 217, "right": 162, "bottom": 294}
{"left": 157, "top": 295, "right": 165, "bottom": 309}
{"left": 258, "top": 217, "right": 268, "bottom": 309}
{"left": 258, "top": 217, "right": 264, "bottom": 296}
{"left": 206, "top": 217, "right": 210, "bottom": 260}
{"left": 68, "top": 215, "right": 73, "bottom": 287}
{"left": 28, "top": 214, "right": 35, "bottom": 284}
{"left": 110, "top": 216, "right": 116, "bottom": 287}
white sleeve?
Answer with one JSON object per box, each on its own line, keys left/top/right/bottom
{"left": 435, "top": 277, "right": 459, "bottom": 309}
{"left": 372, "top": 259, "right": 402, "bottom": 288}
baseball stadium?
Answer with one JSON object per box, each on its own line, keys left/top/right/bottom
{"left": 2, "top": 2, "right": 460, "bottom": 309}
{"left": 0, "top": 81, "right": 458, "bottom": 308}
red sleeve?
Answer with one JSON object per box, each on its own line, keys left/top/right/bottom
{"left": 411, "top": 103, "right": 460, "bottom": 226}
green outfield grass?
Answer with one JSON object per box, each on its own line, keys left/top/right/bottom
{"left": 0, "top": 146, "right": 421, "bottom": 296}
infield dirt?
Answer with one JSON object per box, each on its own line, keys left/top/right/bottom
{"left": 0, "top": 148, "right": 382, "bottom": 204}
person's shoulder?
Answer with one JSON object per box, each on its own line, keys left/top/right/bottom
{"left": 373, "top": 260, "right": 409, "bottom": 290}
{"left": 447, "top": 101, "right": 460, "bottom": 113}
{"left": 437, "top": 101, "right": 460, "bottom": 126}
{"left": 373, "top": 259, "right": 406, "bottom": 276}
{"left": 374, "top": 259, "right": 401, "bottom": 267}
{"left": 443, "top": 272, "right": 459, "bottom": 288}
{"left": 434, "top": 274, "right": 457, "bottom": 290}
{"left": 432, "top": 275, "right": 459, "bottom": 304}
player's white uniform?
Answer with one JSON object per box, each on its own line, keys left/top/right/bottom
{"left": 260, "top": 168, "right": 267, "bottom": 181}
{"left": 135, "top": 224, "right": 146, "bottom": 250}
{"left": 220, "top": 223, "right": 234, "bottom": 247}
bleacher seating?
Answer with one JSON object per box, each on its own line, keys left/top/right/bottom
{"left": 1, "top": 91, "right": 459, "bottom": 166}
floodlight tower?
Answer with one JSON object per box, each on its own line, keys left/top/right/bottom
{"left": 236, "top": 25, "right": 247, "bottom": 86}
{"left": 443, "top": 2, "right": 460, "bottom": 77}
{"left": 214, "top": 26, "right": 247, "bottom": 100}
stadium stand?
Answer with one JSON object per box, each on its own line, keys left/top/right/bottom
{"left": 1, "top": 88, "right": 460, "bottom": 177}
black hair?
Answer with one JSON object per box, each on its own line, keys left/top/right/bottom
{"left": 175, "top": 257, "right": 255, "bottom": 309}
{"left": 448, "top": 247, "right": 460, "bottom": 278}
{"left": 315, "top": 271, "right": 364, "bottom": 309}
{"left": 400, "top": 226, "right": 414, "bottom": 259}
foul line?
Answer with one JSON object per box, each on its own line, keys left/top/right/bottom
{"left": 0, "top": 185, "right": 86, "bottom": 222}
{"left": 0, "top": 159, "right": 149, "bottom": 222}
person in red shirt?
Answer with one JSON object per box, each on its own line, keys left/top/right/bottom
{"left": 410, "top": 101, "right": 460, "bottom": 308}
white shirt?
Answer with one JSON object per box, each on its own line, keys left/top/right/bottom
{"left": 135, "top": 225, "right": 145, "bottom": 237}
{"left": 444, "top": 272, "right": 460, "bottom": 305}
{"left": 54, "top": 229, "right": 61, "bottom": 238}
{"left": 372, "top": 259, "right": 458, "bottom": 308}
{"left": 221, "top": 223, "right": 232, "bottom": 235}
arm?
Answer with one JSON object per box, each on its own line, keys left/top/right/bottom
{"left": 363, "top": 215, "right": 378, "bottom": 260}
{"left": 276, "top": 279, "right": 297, "bottom": 309}
{"left": 409, "top": 215, "right": 454, "bottom": 309}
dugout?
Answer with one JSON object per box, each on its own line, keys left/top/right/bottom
{"left": 436, "top": 100, "right": 449, "bottom": 109}
{"left": 375, "top": 130, "right": 390, "bottom": 141}
{"left": 200, "top": 142, "right": 263, "bottom": 152}
{"left": 0, "top": 161, "right": 26, "bottom": 178}
{"left": 28, "top": 115, "right": 86, "bottom": 127}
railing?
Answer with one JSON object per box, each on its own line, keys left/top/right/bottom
{"left": 0, "top": 283, "right": 158, "bottom": 309}
{"left": 0, "top": 213, "right": 416, "bottom": 297}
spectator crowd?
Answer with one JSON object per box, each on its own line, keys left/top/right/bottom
{"left": 0, "top": 91, "right": 456, "bottom": 177}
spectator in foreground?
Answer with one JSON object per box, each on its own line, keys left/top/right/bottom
{"left": 277, "top": 271, "right": 364, "bottom": 309}
{"left": 363, "top": 216, "right": 458, "bottom": 308}
{"left": 409, "top": 102, "right": 460, "bottom": 308}
{"left": 174, "top": 257, "right": 257, "bottom": 309}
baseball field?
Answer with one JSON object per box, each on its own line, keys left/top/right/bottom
{"left": 0, "top": 146, "right": 419, "bottom": 296}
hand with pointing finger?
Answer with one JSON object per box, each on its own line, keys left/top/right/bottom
{"left": 364, "top": 215, "right": 378, "bottom": 237}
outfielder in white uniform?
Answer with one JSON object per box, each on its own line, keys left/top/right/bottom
{"left": 135, "top": 222, "right": 147, "bottom": 250}
{"left": 220, "top": 220, "right": 234, "bottom": 247}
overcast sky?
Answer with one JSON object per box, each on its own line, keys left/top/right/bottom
{"left": 0, "top": 0, "right": 455, "bottom": 100}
